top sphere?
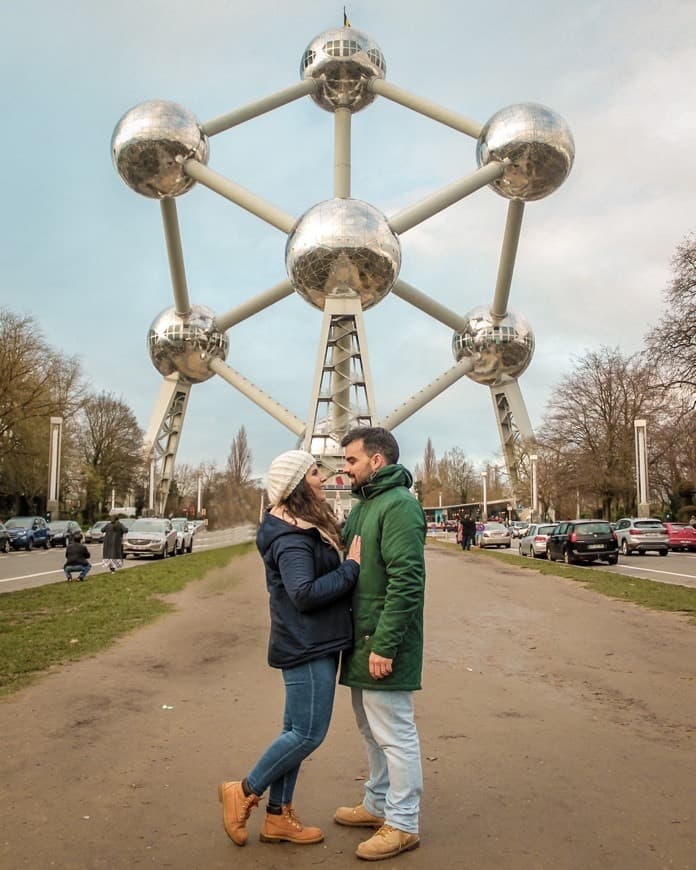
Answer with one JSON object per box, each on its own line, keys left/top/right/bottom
{"left": 476, "top": 103, "right": 574, "bottom": 201}
{"left": 301, "top": 27, "right": 386, "bottom": 113}
{"left": 111, "top": 100, "right": 209, "bottom": 198}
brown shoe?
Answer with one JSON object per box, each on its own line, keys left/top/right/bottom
{"left": 334, "top": 802, "right": 385, "bottom": 828}
{"left": 356, "top": 824, "right": 420, "bottom": 861}
{"left": 259, "top": 804, "right": 324, "bottom": 844}
{"left": 218, "top": 781, "right": 259, "bottom": 846}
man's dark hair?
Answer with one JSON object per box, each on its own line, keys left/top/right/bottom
{"left": 341, "top": 426, "right": 400, "bottom": 464}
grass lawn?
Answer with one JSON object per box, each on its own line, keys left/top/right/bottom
{"left": 446, "top": 540, "right": 696, "bottom": 622}
{"left": 0, "top": 542, "right": 254, "bottom": 698}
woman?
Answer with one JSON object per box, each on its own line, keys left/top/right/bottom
{"left": 218, "top": 450, "right": 361, "bottom": 848}
{"left": 102, "top": 516, "right": 127, "bottom": 573}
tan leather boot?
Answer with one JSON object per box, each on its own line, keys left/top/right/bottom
{"left": 356, "top": 824, "right": 420, "bottom": 861}
{"left": 218, "top": 781, "right": 259, "bottom": 846}
{"left": 334, "top": 802, "right": 384, "bottom": 828}
{"left": 259, "top": 804, "right": 324, "bottom": 844}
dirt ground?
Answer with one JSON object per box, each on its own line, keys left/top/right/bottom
{"left": 1, "top": 544, "right": 694, "bottom": 870}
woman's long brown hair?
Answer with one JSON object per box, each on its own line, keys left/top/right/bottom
{"left": 283, "top": 477, "right": 343, "bottom": 548}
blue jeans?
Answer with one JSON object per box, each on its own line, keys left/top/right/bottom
{"left": 351, "top": 687, "right": 422, "bottom": 834}
{"left": 64, "top": 564, "right": 91, "bottom": 580}
{"left": 246, "top": 655, "right": 338, "bottom": 806}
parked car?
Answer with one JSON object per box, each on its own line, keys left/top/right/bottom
{"left": 5, "top": 516, "right": 50, "bottom": 551}
{"left": 0, "top": 522, "right": 11, "bottom": 554}
{"left": 614, "top": 518, "right": 669, "bottom": 556}
{"left": 509, "top": 521, "right": 530, "bottom": 539}
{"left": 85, "top": 520, "right": 109, "bottom": 543}
{"left": 663, "top": 522, "right": 696, "bottom": 552}
{"left": 119, "top": 517, "right": 136, "bottom": 531}
{"left": 123, "top": 518, "right": 177, "bottom": 559}
{"left": 519, "top": 523, "right": 558, "bottom": 558}
{"left": 47, "top": 520, "right": 82, "bottom": 547}
{"left": 171, "top": 518, "right": 194, "bottom": 554}
{"left": 546, "top": 519, "right": 618, "bottom": 565}
{"left": 478, "top": 522, "right": 512, "bottom": 548}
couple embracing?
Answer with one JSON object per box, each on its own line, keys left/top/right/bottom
{"left": 218, "top": 426, "right": 427, "bottom": 862}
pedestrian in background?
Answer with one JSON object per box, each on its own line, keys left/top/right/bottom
{"left": 64, "top": 531, "right": 91, "bottom": 582}
{"left": 102, "top": 516, "right": 127, "bottom": 573}
{"left": 460, "top": 514, "right": 476, "bottom": 551}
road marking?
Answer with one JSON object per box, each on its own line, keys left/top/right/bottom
{"left": 616, "top": 565, "right": 695, "bottom": 580}
{"left": 0, "top": 569, "right": 64, "bottom": 584}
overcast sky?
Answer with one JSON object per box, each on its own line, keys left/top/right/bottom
{"left": 2, "top": 0, "right": 694, "bottom": 481}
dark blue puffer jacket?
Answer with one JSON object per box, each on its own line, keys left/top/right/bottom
{"left": 256, "top": 511, "right": 359, "bottom": 669}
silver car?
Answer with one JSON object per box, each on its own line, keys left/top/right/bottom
{"left": 171, "top": 518, "right": 194, "bottom": 554}
{"left": 478, "top": 522, "right": 512, "bottom": 549}
{"left": 85, "top": 521, "right": 109, "bottom": 543}
{"left": 614, "top": 518, "right": 669, "bottom": 556}
{"left": 519, "top": 523, "right": 558, "bottom": 558}
{"left": 123, "top": 518, "right": 178, "bottom": 559}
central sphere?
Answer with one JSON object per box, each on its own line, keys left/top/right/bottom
{"left": 301, "top": 27, "right": 386, "bottom": 112}
{"left": 286, "top": 199, "right": 401, "bottom": 311}
{"left": 111, "top": 100, "right": 209, "bottom": 199}
{"left": 452, "top": 307, "right": 535, "bottom": 385}
{"left": 147, "top": 304, "right": 228, "bottom": 383}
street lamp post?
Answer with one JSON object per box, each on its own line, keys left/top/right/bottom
{"left": 634, "top": 419, "right": 650, "bottom": 517}
{"left": 481, "top": 471, "right": 488, "bottom": 521}
{"left": 530, "top": 453, "right": 538, "bottom": 523}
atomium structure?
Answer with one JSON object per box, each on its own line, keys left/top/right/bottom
{"left": 112, "top": 24, "right": 574, "bottom": 516}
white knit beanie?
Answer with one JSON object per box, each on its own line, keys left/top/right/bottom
{"left": 266, "top": 450, "right": 316, "bottom": 506}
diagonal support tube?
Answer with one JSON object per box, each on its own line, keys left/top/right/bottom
{"left": 392, "top": 280, "right": 469, "bottom": 332}
{"left": 388, "top": 161, "right": 506, "bottom": 235}
{"left": 214, "top": 279, "right": 294, "bottom": 332}
{"left": 490, "top": 199, "right": 525, "bottom": 321}
{"left": 379, "top": 357, "right": 475, "bottom": 431}
{"left": 370, "top": 79, "right": 483, "bottom": 138}
{"left": 208, "top": 357, "right": 305, "bottom": 437}
{"left": 160, "top": 198, "right": 191, "bottom": 316}
{"left": 182, "top": 160, "right": 296, "bottom": 233}
{"left": 201, "top": 80, "right": 317, "bottom": 136}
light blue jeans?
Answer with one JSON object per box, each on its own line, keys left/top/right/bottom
{"left": 246, "top": 656, "right": 338, "bottom": 806}
{"left": 351, "top": 687, "right": 422, "bottom": 834}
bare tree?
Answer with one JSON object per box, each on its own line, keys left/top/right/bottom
{"left": 537, "top": 347, "right": 666, "bottom": 518}
{"left": 646, "top": 234, "right": 696, "bottom": 400}
{"left": 207, "top": 427, "right": 262, "bottom": 528}
{"left": 0, "top": 308, "right": 84, "bottom": 514}
{"left": 76, "top": 392, "right": 145, "bottom": 521}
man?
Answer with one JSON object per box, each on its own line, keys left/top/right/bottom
{"left": 460, "top": 514, "right": 476, "bottom": 551}
{"left": 334, "top": 426, "right": 426, "bottom": 861}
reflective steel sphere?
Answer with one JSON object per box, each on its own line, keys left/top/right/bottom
{"left": 112, "top": 100, "right": 209, "bottom": 198}
{"left": 147, "top": 304, "right": 228, "bottom": 383}
{"left": 300, "top": 27, "right": 386, "bottom": 112}
{"left": 286, "top": 198, "right": 401, "bottom": 311}
{"left": 452, "top": 307, "right": 535, "bottom": 385}
{"left": 476, "top": 103, "right": 574, "bottom": 201}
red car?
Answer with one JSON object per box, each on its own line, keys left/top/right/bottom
{"left": 664, "top": 522, "right": 696, "bottom": 552}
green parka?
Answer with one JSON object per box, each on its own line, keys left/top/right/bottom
{"left": 339, "top": 464, "right": 427, "bottom": 691}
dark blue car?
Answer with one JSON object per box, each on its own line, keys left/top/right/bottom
{"left": 5, "top": 516, "right": 50, "bottom": 550}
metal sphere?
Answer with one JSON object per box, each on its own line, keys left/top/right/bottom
{"left": 300, "top": 27, "right": 386, "bottom": 113}
{"left": 147, "top": 304, "right": 228, "bottom": 383}
{"left": 111, "top": 100, "right": 209, "bottom": 198}
{"left": 452, "top": 307, "right": 535, "bottom": 386}
{"left": 476, "top": 103, "right": 574, "bottom": 201}
{"left": 285, "top": 198, "right": 401, "bottom": 311}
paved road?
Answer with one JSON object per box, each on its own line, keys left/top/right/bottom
{"left": 435, "top": 532, "right": 696, "bottom": 588}
{"left": 1, "top": 544, "right": 694, "bottom": 869}
{"left": 0, "top": 525, "right": 256, "bottom": 594}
